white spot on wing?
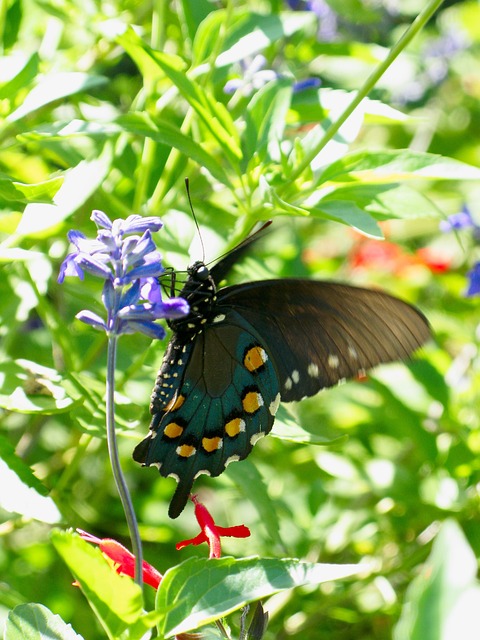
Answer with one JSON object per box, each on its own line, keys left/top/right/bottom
{"left": 285, "top": 377, "right": 292, "bottom": 390}
{"left": 225, "top": 455, "right": 240, "bottom": 466}
{"left": 167, "top": 472, "right": 179, "bottom": 482}
{"left": 250, "top": 432, "right": 265, "bottom": 445}
{"left": 348, "top": 346, "right": 358, "bottom": 360}
{"left": 269, "top": 392, "right": 281, "bottom": 416}
{"left": 194, "top": 469, "right": 211, "bottom": 479}
{"left": 292, "top": 370, "right": 300, "bottom": 384}
{"left": 328, "top": 354, "right": 340, "bottom": 369}
{"left": 308, "top": 363, "right": 319, "bottom": 378}
{"left": 213, "top": 314, "right": 226, "bottom": 323}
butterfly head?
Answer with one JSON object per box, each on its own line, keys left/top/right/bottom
{"left": 188, "top": 261, "right": 210, "bottom": 282}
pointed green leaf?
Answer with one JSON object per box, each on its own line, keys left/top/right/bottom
{"left": 244, "top": 79, "right": 293, "bottom": 164}
{"left": 117, "top": 112, "right": 233, "bottom": 188}
{"left": 157, "top": 556, "right": 366, "bottom": 637}
{"left": 310, "top": 200, "right": 383, "bottom": 238}
{"left": 51, "top": 530, "right": 157, "bottom": 640}
{"left": 117, "top": 30, "right": 242, "bottom": 164}
{"left": 319, "top": 149, "right": 480, "bottom": 185}
{"left": 4, "top": 603, "right": 83, "bottom": 640}
{"left": 226, "top": 459, "right": 284, "bottom": 547}
{"left": 394, "top": 520, "right": 480, "bottom": 640}
{"left": 7, "top": 73, "right": 107, "bottom": 122}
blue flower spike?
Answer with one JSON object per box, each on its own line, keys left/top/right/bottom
{"left": 58, "top": 211, "right": 189, "bottom": 338}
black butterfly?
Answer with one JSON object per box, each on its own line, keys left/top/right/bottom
{"left": 133, "top": 223, "right": 431, "bottom": 518}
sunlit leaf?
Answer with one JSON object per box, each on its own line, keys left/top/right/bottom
{"left": 4, "top": 603, "right": 83, "bottom": 640}
{"left": 157, "top": 556, "right": 367, "bottom": 637}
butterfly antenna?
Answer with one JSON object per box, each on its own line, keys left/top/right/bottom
{"left": 185, "top": 178, "right": 205, "bottom": 263}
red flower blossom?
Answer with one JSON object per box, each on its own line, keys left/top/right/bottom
{"left": 77, "top": 529, "right": 162, "bottom": 589}
{"left": 415, "top": 247, "right": 452, "bottom": 273}
{"left": 176, "top": 496, "right": 250, "bottom": 559}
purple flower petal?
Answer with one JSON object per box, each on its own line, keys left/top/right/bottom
{"left": 91, "top": 210, "right": 113, "bottom": 230}
{"left": 118, "top": 319, "right": 166, "bottom": 339}
{"left": 466, "top": 262, "right": 480, "bottom": 297}
{"left": 120, "top": 215, "right": 163, "bottom": 235}
{"left": 440, "top": 206, "right": 476, "bottom": 233}
{"left": 58, "top": 254, "right": 84, "bottom": 283}
{"left": 293, "top": 78, "right": 321, "bottom": 92}
{"left": 76, "top": 254, "right": 113, "bottom": 280}
{"left": 75, "top": 310, "right": 107, "bottom": 331}
{"left": 158, "top": 297, "right": 190, "bottom": 319}
{"left": 140, "top": 278, "right": 163, "bottom": 305}
{"left": 123, "top": 252, "right": 164, "bottom": 281}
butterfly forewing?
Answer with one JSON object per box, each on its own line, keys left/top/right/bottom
{"left": 216, "top": 280, "right": 430, "bottom": 402}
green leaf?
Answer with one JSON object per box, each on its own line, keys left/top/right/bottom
{"left": 309, "top": 200, "right": 383, "bottom": 238}
{"left": 157, "top": 556, "right": 366, "bottom": 637}
{"left": 244, "top": 79, "right": 293, "bottom": 164}
{"left": 394, "top": 520, "right": 480, "bottom": 640}
{"left": 272, "top": 405, "right": 347, "bottom": 445}
{"left": 0, "top": 359, "right": 80, "bottom": 414}
{"left": 4, "top": 603, "right": 84, "bottom": 640}
{"left": 318, "top": 149, "right": 480, "bottom": 185}
{"left": 320, "top": 183, "right": 443, "bottom": 221}
{"left": 117, "top": 112, "right": 233, "bottom": 188}
{"left": 51, "top": 530, "right": 158, "bottom": 640}
{"left": 226, "top": 459, "right": 284, "bottom": 547}
{"left": 7, "top": 73, "right": 107, "bottom": 122}
{"left": 0, "top": 53, "right": 39, "bottom": 101}
{"left": 0, "top": 173, "right": 63, "bottom": 206}
{"left": 0, "top": 434, "right": 49, "bottom": 496}
{"left": 14, "top": 149, "right": 112, "bottom": 236}
{"left": 216, "top": 12, "right": 317, "bottom": 68}
{"left": 0, "top": 453, "right": 61, "bottom": 523}
{"left": 117, "top": 30, "right": 242, "bottom": 165}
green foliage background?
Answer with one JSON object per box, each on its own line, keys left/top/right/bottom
{"left": 1, "top": 0, "right": 480, "bottom": 638}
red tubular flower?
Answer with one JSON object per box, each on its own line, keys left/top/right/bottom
{"left": 176, "top": 496, "right": 250, "bottom": 559}
{"left": 77, "top": 529, "right": 162, "bottom": 589}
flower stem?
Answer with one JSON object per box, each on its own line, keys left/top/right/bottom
{"left": 106, "top": 334, "right": 143, "bottom": 588}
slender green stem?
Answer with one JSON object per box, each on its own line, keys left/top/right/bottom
{"left": 282, "top": 0, "right": 445, "bottom": 189}
{"left": 106, "top": 334, "right": 143, "bottom": 588}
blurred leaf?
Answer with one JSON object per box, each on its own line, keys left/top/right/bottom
{"left": 272, "top": 404, "right": 346, "bottom": 445}
{"left": 156, "top": 555, "right": 366, "bottom": 637}
{"left": 0, "top": 173, "right": 63, "bottom": 206}
{"left": 394, "top": 520, "right": 480, "bottom": 640}
{"left": 0, "top": 360, "right": 80, "bottom": 414}
{"left": 318, "top": 150, "right": 480, "bottom": 184}
{"left": 244, "top": 79, "right": 293, "bottom": 164}
{"left": 0, "top": 458, "right": 61, "bottom": 523}
{"left": 117, "top": 30, "right": 242, "bottom": 164}
{"left": 117, "top": 113, "right": 233, "bottom": 188}
{"left": 216, "top": 12, "right": 317, "bottom": 68}
{"left": 226, "top": 459, "right": 283, "bottom": 547}
{"left": 0, "top": 53, "right": 39, "bottom": 101}
{"left": 0, "top": 434, "right": 49, "bottom": 496}
{"left": 4, "top": 603, "right": 83, "bottom": 640}
{"left": 51, "top": 530, "right": 158, "bottom": 640}
{"left": 320, "top": 183, "right": 443, "bottom": 220}
{"left": 7, "top": 73, "right": 107, "bottom": 122}
{"left": 15, "top": 150, "right": 112, "bottom": 236}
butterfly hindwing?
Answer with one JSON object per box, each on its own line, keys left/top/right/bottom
{"left": 135, "top": 319, "right": 280, "bottom": 518}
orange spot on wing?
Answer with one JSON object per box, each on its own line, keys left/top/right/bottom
{"left": 177, "top": 444, "right": 196, "bottom": 458}
{"left": 242, "top": 391, "right": 263, "bottom": 414}
{"left": 164, "top": 422, "right": 184, "bottom": 438}
{"left": 225, "top": 417, "right": 245, "bottom": 437}
{"left": 164, "top": 394, "right": 185, "bottom": 412}
{"left": 244, "top": 346, "right": 267, "bottom": 372}
{"left": 202, "top": 436, "right": 222, "bottom": 452}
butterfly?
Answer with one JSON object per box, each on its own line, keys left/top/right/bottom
{"left": 133, "top": 222, "right": 431, "bottom": 518}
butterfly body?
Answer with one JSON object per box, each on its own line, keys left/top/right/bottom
{"left": 134, "top": 228, "right": 431, "bottom": 518}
